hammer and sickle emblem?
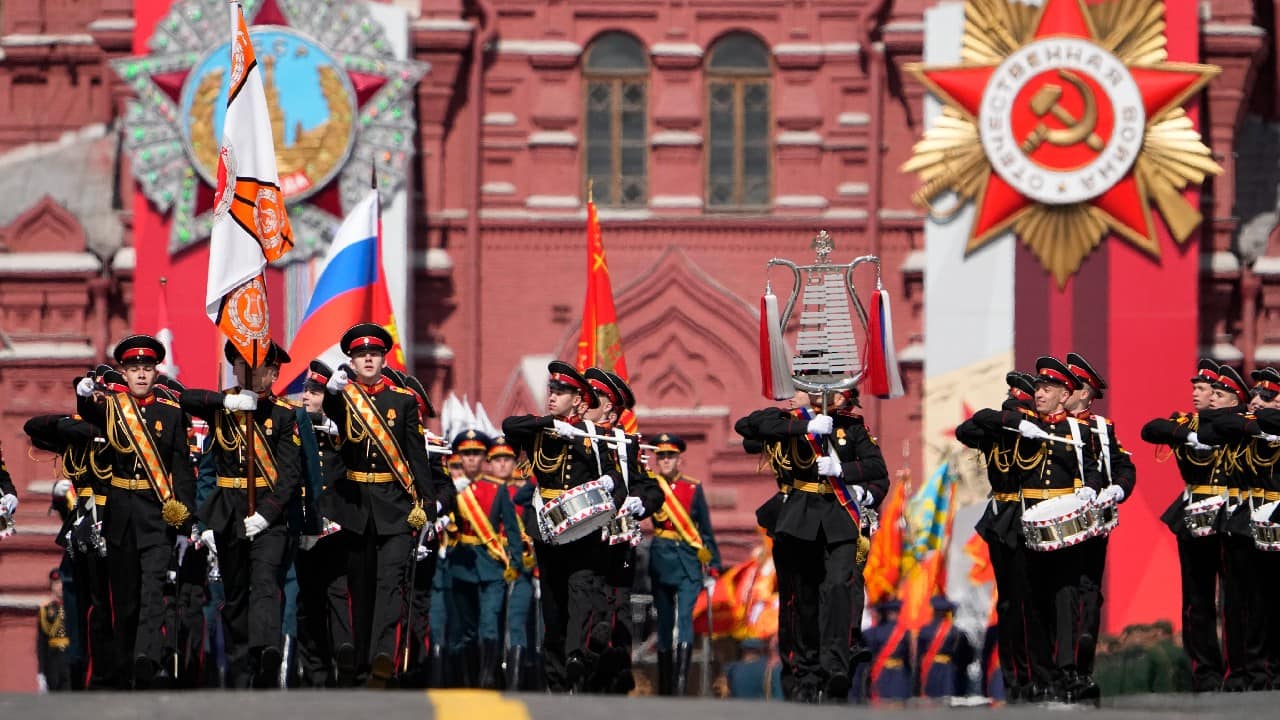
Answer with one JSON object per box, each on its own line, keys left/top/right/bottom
{"left": 1020, "top": 70, "right": 1105, "bottom": 154}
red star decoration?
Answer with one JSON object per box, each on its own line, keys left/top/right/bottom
{"left": 940, "top": 400, "right": 975, "bottom": 439}
{"left": 916, "top": 0, "right": 1216, "bottom": 252}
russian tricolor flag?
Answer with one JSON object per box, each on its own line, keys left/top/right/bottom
{"left": 273, "top": 189, "right": 405, "bottom": 394}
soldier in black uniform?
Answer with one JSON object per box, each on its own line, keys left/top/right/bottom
{"left": 178, "top": 340, "right": 300, "bottom": 688}
{"left": 36, "top": 568, "right": 72, "bottom": 692}
{"left": 25, "top": 376, "right": 116, "bottom": 690}
{"left": 1005, "top": 357, "right": 1104, "bottom": 701}
{"left": 1063, "top": 352, "right": 1137, "bottom": 702}
{"left": 582, "top": 368, "right": 663, "bottom": 695}
{"left": 1140, "top": 358, "right": 1226, "bottom": 692}
{"left": 1240, "top": 367, "right": 1280, "bottom": 688}
{"left": 955, "top": 371, "right": 1054, "bottom": 702}
{"left": 74, "top": 334, "right": 196, "bottom": 689}
{"left": 293, "top": 360, "right": 356, "bottom": 687}
{"left": 502, "top": 360, "right": 625, "bottom": 693}
{"left": 318, "top": 323, "right": 438, "bottom": 686}
{"left": 734, "top": 387, "right": 888, "bottom": 703}
{"left": 1193, "top": 364, "right": 1267, "bottom": 690}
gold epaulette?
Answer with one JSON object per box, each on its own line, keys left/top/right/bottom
{"left": 157, "top": 397, "right": 181, "bottom": 408}
{"left": 389, "top": 385, "right": 415, "bottom": 397}
{"left": 275, "top": 398, "right": 297, "bottom": 409}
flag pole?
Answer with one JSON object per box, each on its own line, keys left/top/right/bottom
{"left": 244, "top": 339, "right": 258, "bottom": 521}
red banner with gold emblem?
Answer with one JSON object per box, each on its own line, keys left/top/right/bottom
{"left": 575, "top": 199, "right": 636, "bottom": 432}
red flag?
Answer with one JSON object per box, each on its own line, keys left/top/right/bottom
{"left": 575, "top": 199, "right": 635, "bottom": 431}
{"left": 863, "top": 472, "right": 907, "bottom": 605}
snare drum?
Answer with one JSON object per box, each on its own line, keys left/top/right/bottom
{"left": 1093, "top": 497, "right": 1119, "bottom": 538}
{"left": 1183, "top": 495, "right": 1226, "bottom": 538}
{"left": 1251, "top": 500, "right": 1280, "bottom": 551}
{"left": 607, "top": 512, "right": 642, "bottom": 546}
{"left": 1021, "top": 495, "right": 1095, "bottom": 552}
{"left": 539, "top": 479, "right": 615, "bottom": 545}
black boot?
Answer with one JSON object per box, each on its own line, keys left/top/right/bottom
{"left": 674, "top": 643, "right": 692, "bottom": 696}
{"left": 505, "top": 646, "right": 524, "bottom": 691}
{"left": 464, "top": 642, "right": 482, "bottom": 688}
{"left": 479, "top": 640, "right": 500, "bottom": 689}
{"left": 657, "top": 650, "right": 674, "bottom": 696}
{"left": 335, "top": 643, "right": 357, "bottom": 688}
{"left": 367, "top": 653, "right": 395, "bottom": 689}
{"left": 428, "top": 645, "right": 446, "bottom": 688}
{"left": 254, "top": 646, "right": 282, "bottom": 689}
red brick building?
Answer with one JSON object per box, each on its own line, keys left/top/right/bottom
{"left": 0, "top": 0, "right": 1271, "bottom": 691}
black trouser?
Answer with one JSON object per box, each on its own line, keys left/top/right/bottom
{"left": 1260, "top": 550, "right": 1280, "bottom": 688}
{"left": 775, "top": 532, "right": 859, "bottom": 695}
{"left": 988, "top": 536, "right": 1053, "bottom": 692}
{"left": 591, "top": 545, "right": 636, "bottom": 694}
{"left": 534, "top": 535, "right": 605, "bottom": 693}
{"left": 107, "top": 533, "right": 169, "bottom": 687}
{"left": 346, "top": 523, "right": 412, "bottom": 669}
{"left": 71, "top": 547, "right": 114, "bottom": 688}
{"left": 216, "top": 524, "right": 289, "bottom": 686}
{"left": 1176, "top": 532, "right": 1224, "bottom": 691}
{"left": 169, "top": 544, "right": 210, "bottom": 687}
{"left": 772, "top": 535, "right": 798, "bottom": 700}
{"left": 295, "top": 533, "right": 354, "bottom": 687}
{"left": 1076, "top": 534, "right": 1107, "bottom": 676}
{"left": 1221, "top": 532, "right": 1266, "bottom": 690}
{"left": 1028, "top": 541, "right": 1090, "bottom": 684}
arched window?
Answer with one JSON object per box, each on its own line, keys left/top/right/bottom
{"left": 705, "top": 32, "right": 771, "bottom": 209}
{"left": 583, "top": 32, "right": 648, "bottom": 207}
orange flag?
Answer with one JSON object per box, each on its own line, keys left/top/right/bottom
{"left": 964, "top": 531, "right": 994, "bottom": 586}
{"left": 575, "top": 198, "right": 635, "bottom": 431}
{"left": 863, "top": 472, "right": 907, "bottom": 605}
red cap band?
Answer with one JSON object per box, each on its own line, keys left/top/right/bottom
{"left": 1067, "top": 364, "right": 1100, "bottom": 390}
{"left": 1196, "top": 368, "right": 1219, "bottom": 382}
{"left": 121, "top": 347, "right": 158, "bottom": 363}
{"left": 550, "top": 372, "right": 589, "bottom": 395}
{"left": 1010, "top": 388, "right": 1032, "bottom": 402}
{"left": 588, "top": 378, "right": 619, "bottom": 405}
{"left": 1257, "top": 380, "right": 1280, "bottom": 394}
{"left": 350, "top": 336, "right": 387, "bottom": 351}
{"left": 1220, "top": 375, "right": 1245, "bottom": 397}
{"left": 1038, "top": 367, "right": 1073, "bottom": 386}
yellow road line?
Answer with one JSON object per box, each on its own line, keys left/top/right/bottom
{"left": 428, "top": 690, "right": 530, "bottom": 720}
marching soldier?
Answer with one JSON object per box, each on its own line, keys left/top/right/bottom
{"left": 1008, "top": 357, "right": 1104, "bottom": 701}
{"left": 1064, "top": 352, "right": 1136, "bottom": 702}
{"left": 446, "top": 429, "right": 521, "bottom": 688}
{"left": 293, "top": 361, "right": 356, "bottom": 687}
{"left": 494, "top": 438, "right": 537, "bottom": 690}
{"left": 735, "top": 388, "right": 888, "bottom": 703}
{"left": 914, "top": 595, "right": 974, "bottom": 698}
{"left": 36, "top": 568, "right": 72, "bottom": 692}
{"left": 25, "top": 380, "right": 115, "bottom": 690}
{"left": 179, "top": 340, "right": 300, "bottom": 688}
{"left": 74, "top": 334, "right": 196, "bottom": 689}
{"left": 955, "top": 370, "right": 1053, "bottom": 702}
{"left": 318, "top": 323, "right": 438, "bottom": 686}
{"left": 1140, "top": 358, "right": 1227, "bottom": 692}
{"left": 583, "top": 369, "right": 662, "bottom": 695}
{"left": 647, "top": 431, "right": 721, "bottom": 696}
{"left": 863, "top": 599, "right": 912, "bottom": 701}
{"left": 502, "top": 360, "right": 625, "bottom": 693}
{"left": 1194, "top": 364, "right": 1269, "bottom": 690}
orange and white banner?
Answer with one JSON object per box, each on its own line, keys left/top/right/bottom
{"left": 205, "top": 1, "right": 294, "bottom": 366}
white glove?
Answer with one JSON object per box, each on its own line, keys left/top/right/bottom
{"left": 620, "top": 496, "right": 645, "bottom": 517}
{"left": 52, "top": 479, "right": 73, "bottom": 497}
{"left": 806, "top": 414, "right": 833, "bottom": 436}
{"left": 434, "top": 515, "right": 452, "bottom": 534}
{"left": 223, "top": 389, "right": 258, "bottom": 412}
{"left": 37, "top": 673, "right": 48, "bottom": 694}
{"left": 318, "top": 418, "right": 340, "bottom": 437}
{"left": 1017, "top": 419, "right": 1051, "bottom": 440}
{"left": 553, "top": 419, "right": 585, "bottom": 438}
{"left": 298, "top": 535, "right": 320, "bottom": 551}
{"left": 817, "top": 456, "right": 844, "bottom": 477}
{"left": 453, "top": 477, "right": 472, "bottom": 494}
{"left": 1098, "top": 485, "right": 1125, "bottom": 504}
{"left": 702, "top": 576, "right": 717, "bottom": 591}
{"left": 1184, "top": 431, "right": 1215, "bottom": 451}
{"left": 243, "top": 512, "right": 269, "bottom": 539}
{"left": 199, "top": 529, "right": 217, "bottom": 556}
{"left": 0, "top": 494, "right": 18, "bottom": 515}
{"left": 415, "top": 543, "right": 431, "bottom": 562}
{"left": 326, "top": 368, "right": 349, "bottom": 394}
{"left": 82, "top": 495, "right": 96, "bottom": 512}
{"left": 1074, "top": 486, "right": 1098, "bottom": 504}
{"left": 852, "top": 486, "right": 871, "bottom": 505}
{"left": 598, "top": 475, "right": 615, "bottom": 493}
{"left": 75, "top": 377, "right": 96, "bottom": 398}
{"left": 1261, "top": 433, "right": 1280, "bottom": 444}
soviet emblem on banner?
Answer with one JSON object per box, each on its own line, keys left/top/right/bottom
{"left": 113, "top": 0, "right": 428, "bottom": 259}
{"left": 903, "top": 0, "right": 1220, "bottom": 285}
